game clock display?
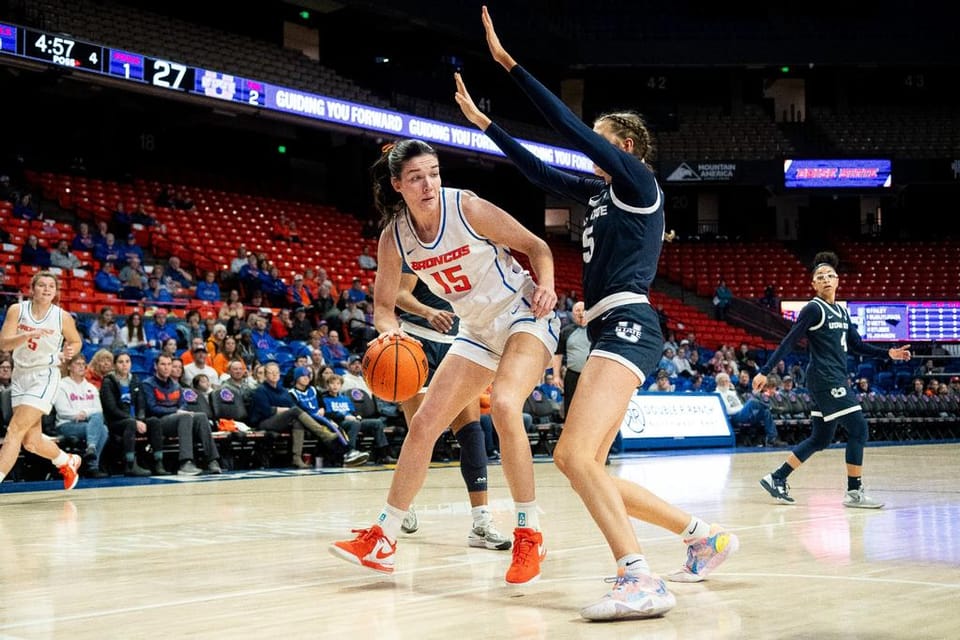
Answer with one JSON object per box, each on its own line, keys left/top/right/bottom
{"left": 0, "top": 23, "right": 265, "bottom": 106}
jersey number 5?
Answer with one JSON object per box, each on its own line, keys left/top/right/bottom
{"left": 26, "top": 336, "right": 39, "bottom": 351}
{"left": 429, "top": 265, "right": 472, "bottom": 295}
{"left": 582, "top": 224, "right": 595, "bottom": 263}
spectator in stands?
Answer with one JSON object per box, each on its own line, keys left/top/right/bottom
{"left": 111, "top": 200, "right": 132, "bottom": 240}
{"left": 211, "top": 335, "right": 240, "bottom": 376}
{"left": 322, "top": 329, "right": 350, "bottom": 371}
{"left": 909, "top": 377, "right": 926, "bottom": 397}
{"left": 230, "top": 245, "right": 248, "bottom": 275}
{"left": 715, "top": 372, "right": 785, "bottom": 446}
{"left": 288, "top": 306, "right": 313, "bottom": 342}
{"left": 736, "top": 343, "right": 758, "bottom": 376}
{"left": 100, "top": 351, "right": 158, "bottom": 477}
{"left": 770, "top": 359, "right": 788, "bottom": 380}
{"left": 357, "top": 245, "right": 378, "bottom": 270}
{"left": 781, "top": 374, "right": 804, "bottom": 394}
{"left": 714, "top": 280, "right": 733, "bottom": 321}
{"left": 0, "top": 358, "right": 12, "bottom": 389}
{"left": 915, "top": 359, "right": 941, "bottom": 377}
{"left": 288, "top": 367, "right": 369, "bottom": 468}
{"left": 71, "top": 222, "right": 97, "bottom": 253}
{"left": 88, "top": 308, "right": 120, "bottom": 349}
{"left": 273, "top": 214, "right": 293, "bottom": 242}
{"left": 94, "top": 261, "right": 122, "bottom": 295}
{"left": 21, "top": 235, "right": 51, "bottom": 268}
{"left": 183, "top": 345, "right": 219, "bottom": 389}
{"left": 270, "top": 308, "right": 293, "bottom": 341}
{"left": 122, "top": 233, "right": 145, "bottom": 265}
{"left": 94, "top": 233, "right": 123, "bottom": 265}
{"left": 179, "top": 337, "right": 205, "bottom": 367}
{"left": 145, "top": 308, "right": 177, "bottom": 348}
{"left": 346, "top": 277, "right": 368, "bottom": 304}
{"left": 172, "top": 191, "right": 195, "bottom": 211}
{"left": 760, "top": 284, "right": 778, "bottom": 310}
{"left": 314, "top": 281, "right": 339, "bottom": 323}
{"left": 142, "top": 353, "right": 219, "bottom": 475}
{"left": 224, "top": 288, "right": 246, "bottom": 317}
{"left": 287, "top": 220, "right": 301, "bottom": 243}
{"left": 205, "top": 323, "right": 227, "bottom": 356}
{"left": 154, "top": 185, "right": 173, "bottom": 208}
{"left": 926, "top": 379, "right": 941, "bottom": 397}
{"left": 54, "top": 354, "right": 110, "bottom": 478}
{"left": 130, "top": 201, "right": 155, "bottom": 227}
{"left": 85, "top": 348, "right": 114, "bottom": 389}
{"left": 341, "top": 301, "right": 375, "bottom": 347}
{"left": 51, "top": 239, "right": 82, "bottom": 270}
{"left": 735, "top": 370, "right": 753, "bottom": 398}
{"left": 287, "top": 274, "right": 315, "bottom": 310}
{"left": 13, "top": 193, "right": 39, "bottom": 220}
{"left": 340, "top": 354, "right": 370, "bottom": 394}
{"left": 260, "top": 265, "right": 288, "bottom": 308}
{"left": 687, "top": 349, "right": 709, "bottom": 376}
{"left": 536, "top": 373, "right": 563, "bottom": 406}
{"left": 219, "top": 358, "right": 256, "bottom": 397}
{"left": 120, "top": 273, "right": 146, "bottom": 303}
{"left": 195, "top": 271, "right": 221, "bottom": 303}
{"left": 322, "top": 374, "right": 395, "bottom": 464}
{"left": 855, "top": 377, "right": 878, "bottom": 396}
{"left": 166, "top": 256, "right": 194, "bottom": 289}
{"left": 247, "top": 362, "right": 339, "bottom": 468}
{"left": 238, "top": 254, "right": 263, "bottom": 302}
{"left": 143, "top": 274, "right": 171, "bottom": 305}
{"left": 93, "top": 220, "right": 109, "bottom": 245}
{"left": 672, "top": 344, "right": 695, "bottom": 378}
{"left": 648, "top": 369, "right": 675, "bottom": 392}
{"left": 789, "top": 363, "right": 805, "bottom": 386}
{"left": 657, "top": 347, "right": 678, "bottom": 377}
{"left": 314, "top": 267, "right": 338, "bottom": 299}
{"left": 40, "top": 219, "right": 59, "bottom": 241}
{"left": 169, "top": 357, "right": 185, "bottom": 386}
{"left": 687, "top": 373, "right": 705, "bottom": 392}
{"left": 179, "top": 309, "right": 205, "bottom": 348}
{"left": 250, "top": 315, "right": 277, "bottom": 351}
{"left": 950, "top": 376, "right": 960, "bottom": 395}
{"left": 117, "top": 311, "right": 147, "bottom": 350}
{"left": 554, "top": 320, "right": 588, "bottom": 418}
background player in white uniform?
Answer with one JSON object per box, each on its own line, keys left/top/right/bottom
{"left": 396, "top": 269, "right": 511, "bottom": 551}
{"left": 331, "top": 139, "right": 558, "bottom": 586}
{"left": 0, "top": 271, "right": 84, "bottom": 490}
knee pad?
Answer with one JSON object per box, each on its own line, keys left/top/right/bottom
{"left": 455, "top": 421, "right": 487, "bottom": 492}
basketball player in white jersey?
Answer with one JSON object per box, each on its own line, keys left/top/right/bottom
{"left": 0, "top": 271, "right": 84, "bottom": 490}
{"left": 331, "top": 139, "right": 559, "bottom": 586}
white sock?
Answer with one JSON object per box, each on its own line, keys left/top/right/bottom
{"left": 515, "top": 500, "right": 539, "bottom": 530}
{"left": 471, "top": 506, "right": 491, "bottom": 526}
{"left": 682, "top": 516, "right": 712, "bottom": 544}
{"left": 377, "top": 504, "right": 407, "bottom": 541}
{"left": 0, "top": 471, "right": 5, "bottom": 483}
{"left": 618, "top": 553, "right": 650, "bottom": 576}
{"left": 52, "top": 452, "right": 69, "bottom": 467}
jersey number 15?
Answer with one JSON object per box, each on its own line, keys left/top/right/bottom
{"left": 429, "top": 266, "right": 472, "bottom": 295}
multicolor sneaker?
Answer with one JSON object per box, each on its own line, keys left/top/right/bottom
{"left": 666, "top": 528, "right": 740, "bottom": 583}
{"left": 329, "top": 525, "right": 396, "bottom": 574}
{"left": 58, "top": 454, "right": 82, "bottom": 491}
{"left": 580, "top": 569, "right": 676, "bottom": 621}
{"left": 843, "top": 488, "right": 884, "bottom": 509}
{"left": 505, "top": 527, "right": 545, "bottom": 585}
{"left": 401, "top": 506, "right": 419, "bottom": 534}
{"left": 468, "top": 519, "right": 512, "bottom": 551}
{"left": 760, "top": 473, "right": 795, "bottom": 504}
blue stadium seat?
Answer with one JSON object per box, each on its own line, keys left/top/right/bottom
{"left": 876, "top": 371, "right": 895, "bottom": 392}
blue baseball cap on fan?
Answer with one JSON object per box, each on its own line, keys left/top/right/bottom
{"left": 293, "top": 366, "right": 311, "bottom": 380}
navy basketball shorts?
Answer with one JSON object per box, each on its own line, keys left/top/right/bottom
{"left": 586, "top": 303, "right": 663, "bottom": 385}
{"left": 809, "top": 384, "right": 862, "bottom": 422}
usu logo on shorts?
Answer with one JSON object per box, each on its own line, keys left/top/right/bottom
{"left": 614, "top": 321, "right": 643, "bottom": 344}
{"left": 830, "top": 386, "right": 847, "bottom": 398}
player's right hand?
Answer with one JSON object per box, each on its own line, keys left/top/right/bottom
{"left": 454, "top": 73, "right": 491, "bottom": 130}
{"left": 481, "top": 6, "right": 517, "bottom": 70}
{"left": 427, "top": 309, "right": 456, "bottom": 334}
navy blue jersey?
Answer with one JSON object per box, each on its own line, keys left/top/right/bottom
{"left": 762, "top": 297, "right": 889, "bottom": 392}
{"left": 484, "top": 66, "right": 664, "bottom": 308}
{"left": 398, "top": 261, "right": 460, "bottom": 336}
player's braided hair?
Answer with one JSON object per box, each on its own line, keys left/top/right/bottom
{"left": 595, "top": 111, "right": 655, "bottom": 164}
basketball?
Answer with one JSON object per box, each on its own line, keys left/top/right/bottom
{"left": 362, "top": 335, "right": 429, "bottom": 403}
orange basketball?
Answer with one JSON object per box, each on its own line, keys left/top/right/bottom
{"left": 362, "top": 335, "right": 429, "bottom": 403}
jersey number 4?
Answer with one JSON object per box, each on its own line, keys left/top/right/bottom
{"left": 429, "top": 266, "right": 472, "bottom": 295}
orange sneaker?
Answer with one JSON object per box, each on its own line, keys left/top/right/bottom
{"left": 329, "top": 525, "right": 396, "bottom": 574}
{"left": 58, "top": 454, "right": 82, "bottom": 491}
{"left": 505, "top": 527, "right": 545, "bottom": 585}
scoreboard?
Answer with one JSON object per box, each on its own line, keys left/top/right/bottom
{"left": 0, "top": 21, "right": 592, "bottom": 172}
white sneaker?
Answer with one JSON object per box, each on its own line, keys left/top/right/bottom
{"left": 343, "top": 449, "right": 369, "bottom": 467}
{"left": 401, "top": 506, "right": 419, "bottom": 534}
{"left": 843, "top": 488, "right": 883, "bottom": 509}
{"left": 468, "top": 519, "right": 512, "bottom": 550}
{"left": 580, "top": 569, "right": 676, "bottom": 621}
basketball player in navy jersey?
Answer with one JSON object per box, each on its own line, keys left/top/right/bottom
{"left": 454, "top": 6, "right": 738, "bottom": 621}
{"left": 396, "top": 267, "right": 511, "bottom": 551}
{"left": 0, "top": 271, "right": 84, "bottom": 490}
{"left": 330, "top": 139, "right": 558, "bottom": 586}
{"left": 755, "top": 252, "right": 911, "bottom": 508}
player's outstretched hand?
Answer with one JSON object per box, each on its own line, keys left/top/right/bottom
{"left": 481, "top": 6, "right": 517, "bottom": 71}
{"left": 454, "top": 72, "right": 491, "bottom": 130}
{"left": 889, "top": 344, "right": 912, "bottom": 361}
{"left": 530, "top": 284, "right": 557, "bottom": 320}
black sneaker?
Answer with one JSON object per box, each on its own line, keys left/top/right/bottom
{"left": 178, "top": 460, "right": 202, "bottom": 476}
{"left": 206, "top": 459, "right": 222, "bottom": 475}
{"left": 152, "top": 463, "right": 171, "bottom": 476}
{"left": 125, "top": 463, "right": 152, "bottom": 477}
{"left": 760, "top": 473, "right": 795, "bottom": 504}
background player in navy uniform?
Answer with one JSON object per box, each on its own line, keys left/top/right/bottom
{"left": 396, "top": 266, "right": 510, "bottom": 551}
{"left": 755, "top": 251, "right": 911, "bottom": 508}
{"left": 455, "top": 6, "right": 738, "bottom": 621}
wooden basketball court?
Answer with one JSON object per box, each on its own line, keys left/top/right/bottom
{"left": 1, "top": 443, "right": 958, "bottom": 639}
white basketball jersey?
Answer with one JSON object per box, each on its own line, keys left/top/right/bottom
{"left": 13, "top": 301, "right": 64, "bottom": 371}
{"left": 391, "top": 188, "right": 534, "bottom": 330}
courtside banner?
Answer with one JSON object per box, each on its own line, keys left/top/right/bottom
{"left": 619, "top": 393, "right": 734, "bottom": 450}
